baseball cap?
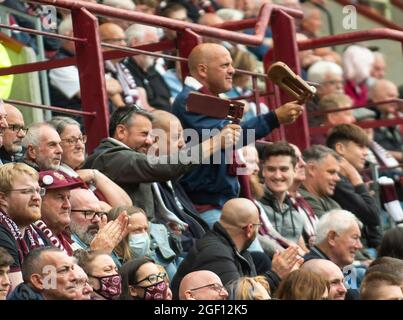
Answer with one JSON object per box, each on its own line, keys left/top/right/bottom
{"left": 39, "top": 170, "right": 83, "bottom": 190}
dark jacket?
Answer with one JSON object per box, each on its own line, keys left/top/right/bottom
{"left": 157, "top": 181, "right": 209, "bottom": 252}
{"left": 123, "top": 58, "right": 171, "bottom": 111}
{"left": 172, "top": 83, "right": 280, "bottom": 208}
{"left": 7, "top": 283, "right": 44, "bottom": 300}
{"left": 303, "top": 245, "right": 331, "bottom": 263}
{"left": 83, "top": 138, "right": 194, "bottom": 219}
{"left": 332, "top": 175, "right": 382, "bottom": 248}
{"left": 171, "top": 222, "right": 281, "bottom": 299}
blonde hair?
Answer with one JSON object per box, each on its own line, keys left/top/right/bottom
{"left": 0, "top": 162, "right": 38, "bottom": 193}
{"left": 318, "top": 92, "right": 352, "bottom": 112}
{"left": 226, "top": 276, "right": 271, "bottom": 300}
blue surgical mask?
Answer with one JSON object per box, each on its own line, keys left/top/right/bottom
{"left": 128, "top": 233, "right": 150, "bottom": 257}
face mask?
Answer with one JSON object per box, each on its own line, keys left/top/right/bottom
{"left": 128, "top": 233, "right": 150, "bottom": 257}
{"left": 141, "top": 280, "right": 168, "bottom": 300}
{"left": 92, "top": 274, "right": 122, "bottom": 300}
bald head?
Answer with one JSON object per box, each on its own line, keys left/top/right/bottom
{"left": 152, "top": 110, "right": 181, "bottom": 132}
{"left": 303, "top": 259, "right": 342, "bottom": 276}
{"left": 179, "top": 270, "right": 226, "bottom": 300}
{"left": 370, "top": 79, "right": 399, "bottom": 115}
{"left": 370, "top": 79, "right": 398, "bottom": 102}
{"left": 220, "top": 198, "right": 259, "bottom": 227}
{"left": 99, "top": 22, "right": 126, "bottom": 42}
{"left": 70, "top": 188, "right": 101, "bottom": 210}
{"left": 198, "top": 13, "right": 224, "bottom": 26}
{"left": 302, "top": 259, "right": 347, "bottom": 300}
{"left": 152, "top": 110, "right": 185, "bottom": 155}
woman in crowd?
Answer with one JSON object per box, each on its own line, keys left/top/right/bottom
{"left": 74, "top": 249, "right": 122, "bottom": 300}
{"left": 107, "top": 206, "right": 181, "bottom": 279}
{"left": 119, "top": 257, "right": 171, "bottom": 300}
{"left": 275, "top": 269, "right": 329, "bottom": 300}
{"left": 226, "top": 276, "right": 271, "bottom": 300}
{"left": 49, "top": 116, "right": 132, "bottom": 208}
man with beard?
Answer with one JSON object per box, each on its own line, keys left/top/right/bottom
{"left": 69, "top": 188, "right": 128, "bottom": 265}
{"left": 0, "top": 103, "right": 27, "bottom": 163}
{"left": 0, "top": 100, "right": 9, "bottom": 165}
{"left": 171, "top": 198, "right": 288, "bottom": 299}
{"left": 22, "top": 122, "right": 63, "bottom": 171}
{"left": 302, "top": 259, "right": 347, "bottom": 300}
{"left": 0, "top": 163, "right": 48, "bottom": 290}
{"left": 299, "top": 145, "right": 342, "bottom": 218}
{"left": 84, "top": 106, "right": 241, "bottom": 220}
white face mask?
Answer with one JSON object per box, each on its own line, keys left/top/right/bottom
{"left": 128, "top": 233, "right": 150, "bottom": 258}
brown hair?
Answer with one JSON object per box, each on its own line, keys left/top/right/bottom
{"left": 262, "top": 141, "right": 297, "bottom": 167}
{"left": 275, "top": 269, "right": 329, "bottom": 300}
{"left": 0, "top": 247, "right": 13, "bottom": 268}
{"left": 230, "top": 48, "right": 257, "bottom": 82}
{"left": 227, "top": 276, "right": 271, "bottom": 300}
{"left": 107, "top": 206, "right": 148, "bottom": 263}
{"left": 360, "top": 271, "right": 401, "bottom": 300}
{"left": 326, "top": 123, "right": 370, "bottom": 149}
{"left": 318, "top": 92, "right": 352, "bottom": 112}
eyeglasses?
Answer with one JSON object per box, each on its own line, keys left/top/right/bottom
{"left": 70, "top": 209, "right": 107, "bottom": 220}
{"left": 61, "top": 135, "right": 87, "bottom": 146}
{"left": 135, "top": 272, "right": 167, "bottom": 285}
{"left": 7, "top": 124, "right": 28, "bottom": 134}
{"left": 8, "top": 187, "right": 46, "bottom": 197}
{"left": 189, "top": 283, "right": 225, "bottom": 293}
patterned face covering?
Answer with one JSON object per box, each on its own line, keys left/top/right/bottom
{"left": 140, "top": 280, "right": 168, "bottom": 300}
{"left": 92, "top": 274, "right": 122, "bottom": 300}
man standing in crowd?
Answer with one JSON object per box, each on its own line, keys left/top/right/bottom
{"left": 173, "top": 43, "right": 304, "bottom": 227}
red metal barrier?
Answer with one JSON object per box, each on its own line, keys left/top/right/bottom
{"left": 1, "top": 0, "right": 402, "bottom": 153}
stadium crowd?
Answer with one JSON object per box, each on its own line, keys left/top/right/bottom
{"left": 0, "top": 0, "right": 403, "bottom": 300}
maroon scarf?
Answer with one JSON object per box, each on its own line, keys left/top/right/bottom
{"left": 0, "top": 210, "right": 44, "bottom": 270}
{"left": 34, "top": 220, "right": 73, "bottom": 256}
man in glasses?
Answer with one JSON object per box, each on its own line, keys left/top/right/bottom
{"left": 69, "top": 188, "right": 128, "bottom": 265}
{"left": 0, "top": 163, "right": 49, "bottom": 291}
{"left": 0, "top": 103, "right": 27, "bottom": 164}
{"left": 179, "top": 270, "right": 228, "bottom": 300}
{"left": 0, "top": 100, "right": 9, "bottom": 165}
